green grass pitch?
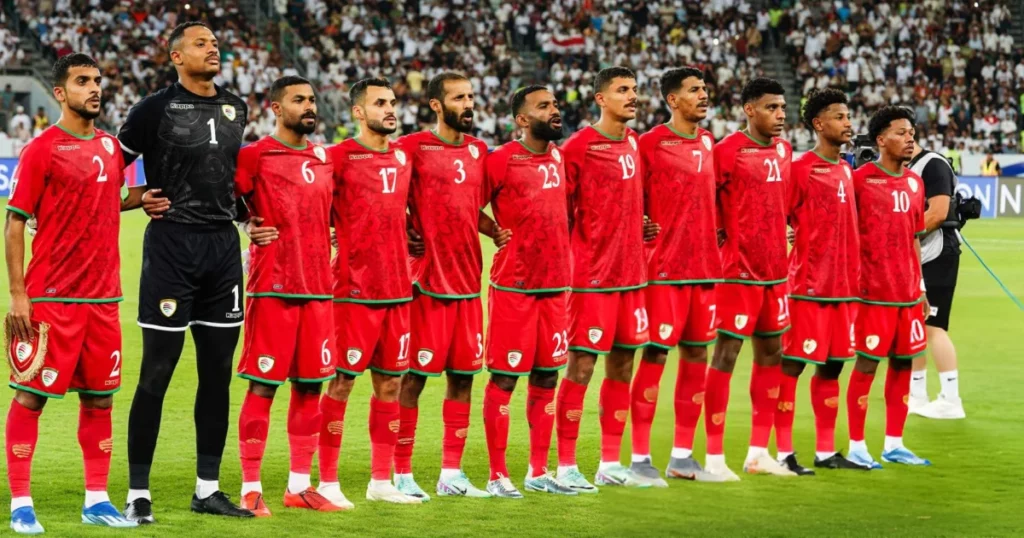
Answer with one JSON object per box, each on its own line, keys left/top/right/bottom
{"left": 1, "top": 205, "right": 1022, "bottom": 537}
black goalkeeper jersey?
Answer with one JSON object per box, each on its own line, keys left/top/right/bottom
{"left": 117, "top": 82, "right": 247, "bottom": 225}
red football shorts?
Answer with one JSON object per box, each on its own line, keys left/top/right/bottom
{"left": 409, "top": 292, "right": 484, "bottom": 376}
{"left": 9, "top": 302, "right": 121, "bottom": 398}
{"left": 569, "top": 288, "right": 650, "bottom": 353}
{"left": 782, "top": 299, "right": 857, "bottom": 364}
{"left": 646, "top": 283, "right": 717, "bottom": 349}
{"left": 715, "top": 282, "right": 790, "bottom": 339}
{"left": 486, "top": 288, "right": 569, "bottom": 376}
{"left": 334, "top": 301, "right": 411, "bottom": 376}
{"left": 855, "top": 302, "right": 928, "bottom": 360}
{"left": 238, "top": 297, "right": 337, "bottom": 385}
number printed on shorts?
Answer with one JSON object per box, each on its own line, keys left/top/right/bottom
{"left": 397, "top": 332, "right": 411, "bottom": 361}
{"left": 709, "top": 304, "right": 717, "bottom": 330}
{"left": 909, "top": 318, "right": 925, "bottom": 343}
{"left": 231, "top": 285, "right": 241, "bottom": 312}
{"left": 109, "top": 350, "right": 121, "bottom": 377}
{"left": 476, "top": 333, "right": 484, "bottom": 359}
{"left": 777, "top": 298, "right": 790, "bottom": 324}
{"left": 321, "top": 339, "right": 332, "bottom": 365}
{"left": 634, "top": 307, "right": 649, "bottom": 333}
{"left": 552, "top": 330, "right": 569, "bottom": 357}
{"left": 764, "top": 158, "right": 782, "bottom": 182}
{"left": 538, "top": 163, "right": 560, "bottom": 189}
{"left": 380, "top": 167, "right": 398, "bottom": 193}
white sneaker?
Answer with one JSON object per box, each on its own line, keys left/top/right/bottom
{"left": 366, "top": 481, "right": 422, "bottom": 504}
{"left": 743, "top": 451, "right": 797, "bottom": 477}
{"left": 907, "top": 395, "right": 930, "bottom": 416}
{"left": 316, "top": 483, "right": 355, "bottom": 510}
{"left": 703, "top": 459, "right": 741, "bottom": 482}
{"left": 915, "top": 396, "right": 966, "bottom": 420}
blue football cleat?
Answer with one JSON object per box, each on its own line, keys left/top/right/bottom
{"left": 882, "top": 447, "right": 931, "bottom": 466}
{"left": 81, "top": 501, "right": 138, "bottom": 528}
{"left": 10, "top": 506, "right": 44, "bottom": 535}
{"left": 847, "top": 448, "right": 883, "bottom": 470}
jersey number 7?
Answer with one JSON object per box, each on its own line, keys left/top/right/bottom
{"left": 379, "top": 167, "right": 398, "bottom": 193}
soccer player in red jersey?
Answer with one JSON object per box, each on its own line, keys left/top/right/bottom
{"left": 4, "top": 53, "right": 136, "bottom": 532}
{"left": 232, "top": 76, "right": 348, "bottom": 515}
{"left": 847, "top": 106, "right": 931, "bottom": 468}
{"left": 633, "top": 67, "right": 722, "bottom": 483}
{"left": 556, "top": 66, "right": 657, "bottom": 490}
{"left": 773, "top": 89, "right": 867, "bottom": 474}
{"left": 394, "top": 73, "right": 492, "bottom": 500}
{"left": 705, "top": 77, "right": 795, "bottom": 480}
{"left": 319, "top": 78, "right": 421, "bottom": 505}
{"left": 481, "top": 86, "right": 578, "bottom": 498}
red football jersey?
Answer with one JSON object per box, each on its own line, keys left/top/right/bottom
{"left": 852, "top": 162, "right": 927, "bottom": 305}
{"left": 401, "top": 130, "right": 487, "bottom": 299}
{"left": 562, "top": 125, "right": 645, "bottom": 291}
{"left": 6, "top": 125, "right": 124, "bottom": 302}
{"left": 639, "top": 124, "right": 722, "bottom": 283}
{"left": 787, "top": 151, "right": 859, "bottom": 300}
{"left": 484, "top": 140, "right": 571, "bottom": 292}
{"left": 714, "top": 131, "right": 791, "bottom": 284}
{"left": 235, "top": 136, "right": 334, "bottom": 299}
{"left": 328, "top": 138, "right": 413, "bottom": 303}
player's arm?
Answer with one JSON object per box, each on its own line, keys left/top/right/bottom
{"left": 915, "top": 236, "right": 930, "bottom": 314}
{"left": 922, "top": 160, "right": 956, "bottom": 233}
{"left": 479, "top": 154, "right": 512, "bottom": 248}
{"left": 4, "top": 212, "right": 32, "bottom": 341}
{"left": 117, "top": 97, "right": 171, "bottom": 216}
{"left": 639, "top": 144, "right": 660, "bottom": 242}
{"left": 563, "top": 147, "right": 581, "bottom": 233}
{"left": 406, "top": 211, "right": 425, "bottom": 257}
{"left": 713, "top": 143, "right": 731, "bottom": 246}
{"left": 233, "top": 146, "right": 278, "bottom": 246}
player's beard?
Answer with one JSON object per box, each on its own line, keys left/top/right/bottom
{"left": 288, "top": 113, "right": 317, "bottom": 135}
{"left": 443, "top": 106, "right": 474, "bottom": 134}
{"left": 366, "top": 119, "right": 397, "bottom": 135}
{"left": 529, "top": 118, "right": 563, "bottom": 141}
{"left": 69, "top": 99, "right": 101, "bottom": 121}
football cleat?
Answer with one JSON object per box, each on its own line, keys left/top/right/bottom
{"left": 240, "top": 491, "right": 271, "bottom": 517}
{"left": 814, "top": 451, "right": 871, "bottom": 470}
{"left": 907, "top": 395, "right": 930, "bottom": 415}
{"left": 556, "top": 467, "right": 599, "bottom": 494}
{"left": 190, "top": 491, "right": 255, "bottom": 518}
{"left": 779, "top": 454, "right": 816, "bottom": 476}
{"left": 914, "top": 397, "right": 966, "bottom": 420}
{"left": 365, "top": 481, "right": 422, "bottom": 504}
{"left": 436, "top": 471, "right": 491, "bottom": 498}
{"left": 394, "top": 474, "right": 431, "bottom": 502}
{"left": 594, "top": 464, "right": 653, "bottom": 488}
{"left": 523, "top": 473, "right": 578, "bottom": 496}
{"left": 847, "top": 447, "right": 884, "bottom": 469}
{"left": 666, "top": 457, "right": 728, "bottom": 482}
{"left": 703, "top": 459, "right": 742, "bottom": 481}
{"left": 123, "top": 498, "right": 155, "bottom": 525}
{"left": 485, "top": 477, "right": 524, "bottom": 499}
{"left": 882, "top": 447, "right": 932, "bottom": 466}
{"left": 284, "top": 487, "right": 348, "bottom": 512}
{"left": 743, "top": 452, "right": 797, "bottom": 476}
{"left": 628, "top": 459, "right": 669, "bottom": 488}
{"left": 316, "top": 483, "right": 355, "bottom": 510}
{"left": 81, "top": 501, "right": 139, "bottom": 527}
{"left": 10, "top": 506, "right": 44, "bottom": 535}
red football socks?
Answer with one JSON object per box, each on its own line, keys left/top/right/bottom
{"left": 393, "top": 405, "right": 418, "bottom": 475}
{"left": 483, "top": 382, "right": 512, "bottom": 480}
{"left": 774, "top": 373, "right": 798, "bottom": 455}
{"left": 556, "top": 378, "right": 587, "bottom": 466}
{"left": 238, "top": 391, "right": 273, "bottom": 483}
{"left": 673, "top": 360, "right": 707, "bottom": 450}
{"left": 846, "top": 369, "right": 875, "bottom": 442}
{"left": 599, "top": 379, "right": 630, "bottom": 463}
{"left": 749, "top": 363, "right": 781, "bottom": 448}
{"left": 442, "top": 399, "right": 470, "bottom": 470}
{"left": 317, "top": 395, "right": 347, "bottom": 483}
{"left": 287, "top": 388, "right": 320, "bottom": 475}
{"left": 368, "top": 396, "right": 399, "bottom": 481}
{"left": 811, "top": 376, "right": 840, "bottom": 454}
{"left": 703, "top": 367, "right": 732, "bottom": 455}
{"left": 78, "top": 405, "right": 113, "bottom": 492}
{"left": 6, "top": 400, "right": 41, "bottom": 498}
{"left": 526, "top": 385, "right": 555, "bottom": 477}
{"left": 884, "top": 365, "right": 911, "bottom": 438}
{"left": 629, "top": 361, "right": 665, "bottom": 457}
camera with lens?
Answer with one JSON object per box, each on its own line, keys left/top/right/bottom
{"left": 847, "top": 134, "right": 877, "bottom": 169}
{"left": 950, "top": 191, "right": 982, "bottom": 230}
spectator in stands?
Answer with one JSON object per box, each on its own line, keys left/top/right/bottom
{"left": 8, "top": 105, "right": 30, "bottom": 136}
{"left": 32, "top": 107, "right": 49, "bottom": 137}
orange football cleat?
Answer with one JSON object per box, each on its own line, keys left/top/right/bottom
{"left": 241, "top": 491, "right": 272, "bottom": 517}
{"left": 283, "top": 487, "right": 348, "bottom": 512}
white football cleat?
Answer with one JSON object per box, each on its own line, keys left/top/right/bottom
{"left": 907, "top": 395, "right": 930, "bottom": 416}
{"left": 743, "top": 451, "right": 797, "bottom": 477}
{"left": 703, "top": 459, "right": 741, "bottom": 482}
{"left": 316, "top": 482, "right": 355, "bottom": 510}
{"left": 915, "top": 396, "right": 966, "bottom": 420}
{"left": 365, "top": 481, "right": 421, "bottom": 504}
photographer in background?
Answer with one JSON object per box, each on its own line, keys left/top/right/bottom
{"left": 907, "top": 141, "right": 965, "bottom": 420}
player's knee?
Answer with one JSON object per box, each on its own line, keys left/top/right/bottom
{"left": 79, "top": 394, "right": 113, "bottom": 409}
{"left": 854, "top": 356, "right": 879, "bottom": 375}
{"left": 325, "top": 374, "right": 355, "bottom": 401}
{"left": 606, "top": 350, "right": 635, "bottom": 382}
{"left": 137, "top": 365, "right": 175, "bottom": 397}
{"left": 781, "top": 359, "right": 806, "bottom": 377}
{"left": 400, "top": 372, "right": 428, "bottom": 400}
{"left": 528, "top": 370, "right": 558, "bottom": 390}
{"left": 446, "top": 373, "right": 474, "bottom": 396}
{"left": 815, "top": 361, "right": 844, "bottom": 380}
{"left": 248, "top": 381, "right": 277, "bottom": 399}
{"left": 642, "top": 346, "right": 668, "bottom": 365}
{"left": 292, "top": 381, "right": 322, "bottom": 395}
{"left": 371, "top": 372, "right": 401, "bottom": 401}
{"left": 14, "top": 390, "right": 47, "bottom": 411}
{"left": 679, "top": 345, "right": 708, "bottom": 363}
{"left": 889, "top": 358, "right": 912, "bottom": 371}
{"left": 490, "top": 374, "right": 518, "bottom": 392}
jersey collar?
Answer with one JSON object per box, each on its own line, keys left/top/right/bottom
{"left": 271, "top": 134, "right": 308, "bottom": 151}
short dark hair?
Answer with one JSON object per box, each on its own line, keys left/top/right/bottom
{"left": 349, "top": 77, "right": 392, "bottom": 105}
{"left": 52, "top": 53, "right": 99, "bottom": 87}
{"left": 660, "top": 67, "right": 704, "bottom": 100}
{"left": 801, "top": 88, "right": 848, "bottom": 130}
{"left": 510, "top": 85, "right": 549, "bottom": 117}
{"left": 427, "top": 72, "right": 469, "bottom": 104}
{"left": 595, "top": 66, "right": 636, "bottom": 94}
{"left": 868, "top": 105, "right": 915, "bottom": 144}
{"left": 168, "top": 22, "right": 212, "bottom": 52}
{"left": 269, "top": 75, "right": 313, "bottom": 103}
{"left": 740, "top": 77, "right": 786, "bottom": 104}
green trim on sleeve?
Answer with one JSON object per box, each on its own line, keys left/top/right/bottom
{"left": 31, "top": 297, "right": 123, "bottom": 304}
{"left": 68, "top": 387, "right": 121, "bottom": 396}
{"left": 413, "top": 282, "right": 481, "bottom": 300}
{"left": 237, "top": 373, "right": 286, "bottom": 387}
{"left": 489, "top": 281, "right": 570, "bottom": 295}
{"left": 248, "top": 292, "right": 334, "bottom": 300}
{"left": 5, "top": 206, "right": 32, "bottom": 219}
{"left": 915, "top": 230, "right": 928, "bottom": 237}
{"left": 9, "top": 383, "right": 64, "bottom": 400}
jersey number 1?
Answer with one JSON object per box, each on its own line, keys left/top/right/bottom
{"left": 207, "top": 118, "right": 218, "bottom": 145}
{"left": 891, "top": 190, "right": 910, "bottom": 213}
{"left": 764, "top": 158, "right": 782, "bottom": 182}
{"left": 380, "top": 167, "right": 398, "bottom": 193}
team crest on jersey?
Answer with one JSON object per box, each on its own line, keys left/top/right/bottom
{"left": 222, "top": 104, "right": 236, "bottom": 121}
{"left": 101, "top": 137, "right": 115, "bottom": 155}
{"left": 257, "top": 355, "right": 275, "bottom": 373}
{"left": 507, "top": 351, "right": 523, "bottom": 368}
{"left": 40, "top": 368, "right": 58, "bottom": 388}
{"left": 159, "top": 299, "right": 177, "bottom": 318}
{"left": 658, "top": 323, "right": 673, "bottom": 340}
{"left": 844, "top": 166, "right": 851, "bottom": 179}
{"left": 347, "top": 348, "right": 363, "bottom": 365}
{"left": 588, "top": 327, "right": 604, "bottom": 344}
{"left": 417, "top": 350, "right": 433, "bottom": 367}
{"left": 395, "top": 149, "right": 406, "bottom": 166}
{"left": 628, "top": 135, "right": 637, "bottom": 151}
{"left": 776, "top": 142, "right": 786, "bottom": 158}
{"left": 314, "top": 146, "right": 326, "bottom": 163}
{"left": 468, "top": 145, "right": 480, "bottom": 160}
{"left": 908, "top": 177, "right": 919, "bottom": 193}
{"left": 552, "top": 148, "right": 561, "bottom": 163}
{"left": 702, "top": 135, "right": 712, "bottom": 151}
{"left": 803, "top": 339, "right": 817, "bottom": 354}
{"left": 865, "top": 335, "right": 880, "bottom": 351}
{"left": 734, "top": 315, "right": 749, "bottom": 330}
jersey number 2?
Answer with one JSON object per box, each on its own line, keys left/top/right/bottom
{"left": 92, "top": 155, "right": 108, "bottom": 183}
{"left": 764, "top": 158, "right": 782, "bottom": 182}
{"left": 538, "top": 164, "right": 560, "bottom": 189}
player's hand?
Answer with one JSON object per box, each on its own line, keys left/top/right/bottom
{"left": 7, "top": 291, "right": 33, "bottom": 342}
{"left": 246, "top": 217, "right": 279, "bottom": 246}
{"left": 717, "top": 228, "right": 727, "bottom": 247}
{"left": 643, "top": 216, "right": 661, "bottom": 242}
{"left": 492, "top": 226, "right": 512, "bottom": 249}
{"left": 407, "top": 227, "right": 425, "bottom": 257}
{"left": 141, "top": 189, "right": 171, "bottom": 218}
{"left": 26, "top": 217, "right": 37, "bottom": 238}
{"left": 330, "top": 229, "right": 338, "bottom": 249}
{"left": 787, "top": 227, "right": 795, "bottom": 245}
{"left": 923, "top": 298, "right": 932, "bottom": 319}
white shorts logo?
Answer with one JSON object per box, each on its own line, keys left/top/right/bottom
{"left": 865, "top": 335, "right": 880, "bottom": 351}
{"left": 347, "top": 348, "right": 363, "bottom": 365}
{"left": 734, "top": 315, "right": 749, "bottom": 330}
{"left": 257, "top": 355, "right": 275, "bottom": 373}
{"left": 417, "top": 350, "right": 433, "bottom": 367}
{"left": 658, "top": 323, "right": 673, "bottom": 340}
{"left": 507, "top": 351, "right": 522, "bottom": 368}
{"left": 802, "top": 339, "right": 817, "bottom": 354}
{"left": 159, "top": 299, "right": 177, "bottom": 318}
{"left": 40, "top": 368, "right": 58, "bottom": 387}
{"left": 588, "top": 327, "right": 604, "bottom": 344}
